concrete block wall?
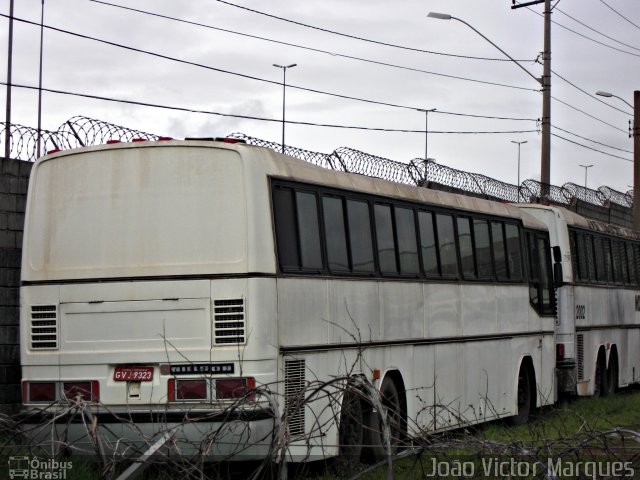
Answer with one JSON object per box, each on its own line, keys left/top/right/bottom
{"left": 0, "top": 158, "right": 33, "bottom": 414}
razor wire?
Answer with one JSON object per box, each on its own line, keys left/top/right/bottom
{"left": 0, "top": 115, "right": 163, "bottom": 161}
{"left": 1, "top": 116, "right": 633, "bottom": 214}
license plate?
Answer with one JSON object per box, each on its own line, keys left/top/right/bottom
{"left": 113, "top": 366, "right": 154, "bottom": 382}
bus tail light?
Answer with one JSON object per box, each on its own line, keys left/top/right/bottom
{"left": 168, "top": 379, "right": 208, "bottom": 401}
{"left": 25, "top": 382, "right": 56, "bottom": 402}
{"left": 557, "top": 344, "right": 565, "bottom": 359}
{"left": 215, "top": 377, "right": 255, "bottom": 400}
{"left": 62, "top": 381, "right": 99, "bottom": 402}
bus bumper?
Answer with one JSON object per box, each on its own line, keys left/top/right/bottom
{"left": 556, "top": 360, "right": 577, "bottom": 395}
{"left": 18, "top": 406, "right": 276, "bottom": 460}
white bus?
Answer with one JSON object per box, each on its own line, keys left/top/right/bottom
{"left": 517, "top": 204, "right": 640, "bottom": 398}
{"left": 21, "top": 139, "right": 557, "bottom": 461}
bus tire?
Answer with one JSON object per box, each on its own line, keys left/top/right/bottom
{"left": 362, "top": 376, "right": 403, "bottom": 463}
{"left": 335, "top": 387, "right": 364, "bottom": 473}
{"left": 506, "top": 362, "right": 534, "bottom": 426}
{"left": 594, "top": 349, "right": 608, "bottom": 397}
{"left": 606, "top": 350, "right": 618, "bottom": 396}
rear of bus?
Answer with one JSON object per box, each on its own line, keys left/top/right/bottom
{"left": 20, "top": 140, "right": 279, "bottom": 458}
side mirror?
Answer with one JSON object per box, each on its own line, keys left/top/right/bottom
{"left": 553, "top": 262, "right": 564, "bottom": 288}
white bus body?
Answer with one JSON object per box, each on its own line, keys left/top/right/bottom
{"left": 21, "top": 140, "right": 556, "bottom": 460}
{"left": 517, "top": 204, "right": 640, "bottom": 397}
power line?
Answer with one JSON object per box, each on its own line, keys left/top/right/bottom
{"left": 552, "top": 124, "right": 632, "bottom": 154}
{"left": 207, "top": 0, "right": 531, "bottom": 63}
{"left": 3, "top": 14, "right": 537, "bottom": 123}
{"left": 1, "top": 82, "right": 540, "bottom": 135}
{"left": 87, "top": 1, "right": 538, "bottom": 92}
{"left": 552, "top": 70, "right": 633, "bottom": 116}
{"left": 520, "top": 3, "right": 640, "bottom": 59}
{"left": 600, "top": 0, "right": 640, "bottom": 32}
{"left": 554, "top": 6, "right": 640, "bottom": 52}
{"left": 551, "top": 133, "right": 632, "bottom": 162}
{"left": 552, "top": 96, "right": 628, "bottom": 134}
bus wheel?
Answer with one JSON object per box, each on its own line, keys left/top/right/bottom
{"left": 363, "top": 376, "right": 404, "bottom": 463}
{"left": 606, "top": 351, "right": 618, "bottom": 396}
{"left": 335, "top": 387, "right": 364, "bottom": 473}
{"left": 594, "top": 349, "right": 608, "bottom": 397}
{"left": 506, "top": 363, "right": 533, "bottom": 426}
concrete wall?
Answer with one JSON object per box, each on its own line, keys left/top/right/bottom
{"left": 0, "top": 158, "right": 32, "bottom": 413}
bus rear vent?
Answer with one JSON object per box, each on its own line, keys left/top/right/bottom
{"left": 213, "top": 299, "right": 245, "bottom": 344}
{"left": 577, "top": 334, "right": 584, "bottom": 380}
{"left": 284, "top": 359, "right": 306, "bottom": 437}
{"left": 30, "top": 305, "right": 58, "bottom": 350}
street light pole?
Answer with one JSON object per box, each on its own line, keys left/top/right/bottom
{"left": 427, "top": 8, "right": 552, "bottom": 189}
{"left": 416, "top": 108, "right": 436, "bottom": 160}
{"left": 511, "top": 140, "right": 527, "bottom": 201}
{"left": 579, "top": 164, "right": 593, "bottom": 192}
{"left": 4, "top": 0, "right": 15, "bottom": 161}
{"left": 273, "top": 63, "right": 297, "bottom": 154}
{"left": 596, "top": 89, "right": 640, "bottom": 231}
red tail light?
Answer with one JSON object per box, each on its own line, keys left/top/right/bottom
{"left": 157, "top": 136, "right": 173, "bottom": 141}
{"left": 177, "top": 379, "right": 208, "bottom": 400}
{"left": 27, "top": 382, "right": 56, "bottom": 402}
{"left": 131, "top": 138, "right": 147, "bottom": 142}
{"left": 557, "top": 343, "right": 565, "bottom": 359}
{"left": 46, "top": 149, "right": 61, "bottom": 155}
{"left": 106, "top": 139, "right": 121, "bottom": 144}
{"left": 62, "top": 381, "right": 99, "bottom": 402}
{"left": 216, "top": 377, "right": 255, "bottom": 400}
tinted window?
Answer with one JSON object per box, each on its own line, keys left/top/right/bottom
{"left": 585, "top": 235, "right": 597, "bottom": 282}
{"left": 436, "top": 214, "right": 458, "bottom": 277}
{"left": 322, "top": 196, "right": 349, "bottom": 272}
{"left": 273, "top": 188, "right": 300, "bottom": 270}
{"left": 627, "top": 243, "right": 637, "bottom": 285}
{"left": 538, "top": 237, "right": 553, "bottom": 312}
{"left": 492, "top": 222, "right": 508, "bottom": 280}
{"left": 577, "top": 232, "right": 590, "bottom": 281}
{"left": 457, "top": 217, "right": 476, "bottom": 279}
{"left": 395, "top": 207, "right": 420, "bottom": 274}
{"left": 374, "top": 204, "right": 398, "bottom": 274}
{"left": 419, "top": 211, "right": 439, "bottom": 276}
{"left": 505, "top": 224, "right": 523, "bottom": 280}
{"left": 347, "top": 200, "right": 375, "bottom": 273}
{"left": 296, "top": 192, "right": 323, "bottom": 270}
{"left": 603, "top": 238, "right": 614, "bottom": 283}
{"left": 473, "top": 219, "right": 492, "bottom": 278}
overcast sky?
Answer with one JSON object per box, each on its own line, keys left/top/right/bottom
{"left": 1, "top": 0, "right": 638, "bottom": 193}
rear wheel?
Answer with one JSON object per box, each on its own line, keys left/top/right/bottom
{"left": 506, "top": 363, "right": 533, "bottom": 426}
{"left": 335, "top": 388, "right": 364, "bottom": 473}
{"left": 362, "top": 376, "right": 404, "bottom": 463}
{"left": 594, "top": 350, "right": 608, "bottom": 397}
{"left": 606, "top": 352, "right": 618, "bottom": 396}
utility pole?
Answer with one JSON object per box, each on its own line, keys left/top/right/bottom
{"left": 512, "top": 0, "right": 552, "bottom": 192}
{"left": 4, "top": 0, "right": 15, "bottom": 161}
{"left": 634, "top": 90, "right": 639, "bottom": 231}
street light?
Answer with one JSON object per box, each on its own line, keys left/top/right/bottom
{"left": 595, "top": 91, "right": 633, "bottom": 109}
{"left": 596, "top": 89, "right": 640, "bottom": 231}
{"left": 416, "top": 108, "right": 436, "bottom": 160}
{"left": 273, "top": 63, "right": 297, "bottom": 154}
{"left": 427, "top": 9, "right": 552, "bottom": 190}
{"left": 511, "top": 140, "right": 527, "bottom": 201}
{"left": 579, "top": 164, "right": 593, "bottom": 191}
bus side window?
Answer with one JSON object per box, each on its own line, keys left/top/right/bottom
{"left": 627, "top": 243, "right": 637, "bottom": 285}
{"left": 585, "top": 235, "right": 597, "bottom": 283}
{"left": 419, "top": 211, "right": 439, "bottom": 276}
{"left": 395, "top": 207, "right": 420, "bottom": 275}
{"left": 634, "top": 244, "right": 640, "bottom": 285}
{"left": 491, "top": 222, "right": 509, "bottom": 281}
{"left": 457, "top": 217, "right": 477, "bottom": 279}
{"left": 602, "top": 238, "right": 615, "bottom": 284}
{"left": 374, "top": 204, "right": 398, "bottom": 274}
{"left": 346, "top": 199, "right": 375, "bottom": 273}
{"left": 295, "top": 191, "right": 323, "bottom": 271}
{"left": 436, "top": 214, "right": 458, "bottom": 278}
{"left": 505, "top": 224, "right": 523, "bottom": 280}
{"left": 537, "top": 236, "right": 554, "bottom": 313}
{"left": 273, "top": 187, "right": 301, "bottom": 271}
{"left": 473, "top": 219, "right": 493, "bottom": 278}
{"left": 527, "top": 232, "right": 540, "bottom": 308}
{"left": 594, "top": 236, "right": 607, "bottom": 283}
{"left": 322, "top": 196, "right": 350, "bottom": 273}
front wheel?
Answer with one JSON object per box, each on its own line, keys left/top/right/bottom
{"left": 506, "top": 364, "right": 533, "bottom": 426}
